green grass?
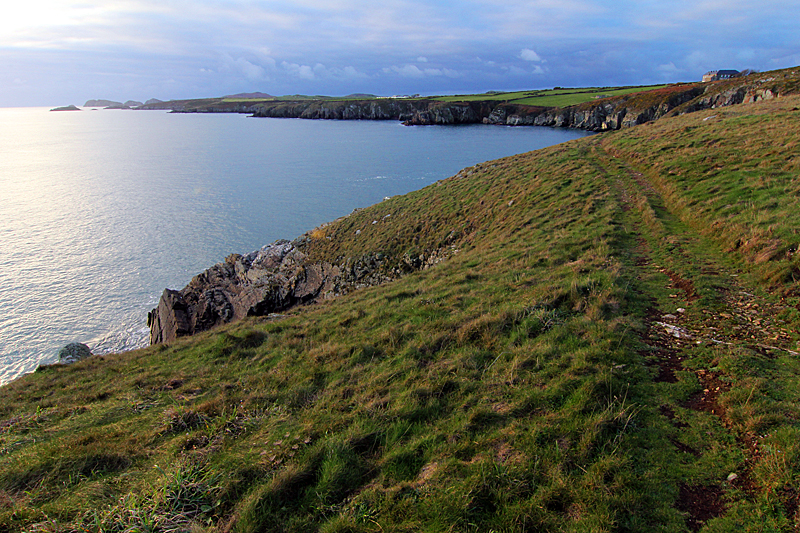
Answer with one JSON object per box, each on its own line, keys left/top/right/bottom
{"left": 434, "top": 85, "right": 671, "bottom": 106}
{"left": 221, "top": 95, "right": 381, "bottom": 103}
{"left": 2, "top": 88, "right": 800, "bottom": 532}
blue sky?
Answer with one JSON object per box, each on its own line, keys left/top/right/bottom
{"left": 2, "top": 0, "right": 799, "bottom": 106}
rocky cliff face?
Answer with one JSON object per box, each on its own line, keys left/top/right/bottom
{"left": 482, "top": 86, "right": 709, "bottom": 130}
{"left": 148, "top": 239, "right": 399, "bottom": 344}
{"left": 148, "top": 224, "right": 458, "bottom": 344}
{"left": 138, "top": 68, "right": 800, "bottom": 132}
{"left": 250, "top": 99, "right": 493, "bottom": 123}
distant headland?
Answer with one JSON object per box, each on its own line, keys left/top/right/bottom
{"left": 76, "top": 67, "right": 791, "bottom": 132}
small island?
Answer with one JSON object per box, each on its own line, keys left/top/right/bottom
{"left": 49, "top": 104, "right": 81, "bottom": 111}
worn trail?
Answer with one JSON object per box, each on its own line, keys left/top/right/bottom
{"left": 590, "top": 136, "right": 800, "bottom": 530}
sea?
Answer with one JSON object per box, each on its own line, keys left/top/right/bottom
{"left": 0, "top": 106, "right": 592, "bottom": 386}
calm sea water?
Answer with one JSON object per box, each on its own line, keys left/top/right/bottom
{"left": 0, "top": 107, "right": 591, "bottom": 385}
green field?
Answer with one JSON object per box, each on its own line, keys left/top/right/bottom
{"left": 435, "top": 84, "right": 672, "bottom": 107}
{"left": 219, "top": 85, "right": 672, "bottom": 107}
{"left": 2, "top": 81, "right": 800, "bottom": 531}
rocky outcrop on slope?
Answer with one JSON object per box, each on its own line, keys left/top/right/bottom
{"left": 148, "top": 239, "right": 395, "bottom": 344}
{"left": 147, "top": 220, "right": 460, "bottom": 345}
{"left": 482, "top": 86, "right": 708, "bottom": 130}
{"left": 682, "top": 73, "right": 798, "bottom": 112}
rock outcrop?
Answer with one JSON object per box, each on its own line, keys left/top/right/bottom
{"left": 482, "top": 86, "right": 708, "bottom": 130}
{"left": 148, "top": 239, "right": 395, "bottom": 345}
{"left": 58, "top": 343, "right": 92, "bottom": 364}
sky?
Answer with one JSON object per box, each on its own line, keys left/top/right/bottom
{"left": 2, "top": 0, "right": 799, "bottom": 107}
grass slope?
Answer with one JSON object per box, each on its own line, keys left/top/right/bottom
{"left": 1, "top": 96, "right": 799, "bottom": 533}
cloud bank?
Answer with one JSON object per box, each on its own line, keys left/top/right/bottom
{"left": 1, "top": 0, "right": 798, "bottom": 106}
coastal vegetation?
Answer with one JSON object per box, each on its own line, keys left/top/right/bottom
{"left": 2, "top": 70, "right": 800, "bottom": 532}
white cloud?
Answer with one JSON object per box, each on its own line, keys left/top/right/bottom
{"left": 520, "top": 48, "right": 542, "bottom": 62}
{"left": 282, "top": 61, "right": 315, "bottom": 80}
{"left": 657, "top": 62, "right": 682, "bottom": 75}
{"left": 236, "top": 58, "right": 267, "bottom": 81}
{"left": 389, "top": 64, "right": 425, "bottom": 78}
{"left": 382, "top": 64, "right": 460, "bottom": 79}
{"left": 417, "top": 56, "right": 428, "bottom": 62}
{"left": 340, "top": 65, "right": 369, "bottom": 79}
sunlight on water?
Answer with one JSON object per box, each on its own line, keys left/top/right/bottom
{"left": 0, "top": 107, "right": 591, "bottom": 386}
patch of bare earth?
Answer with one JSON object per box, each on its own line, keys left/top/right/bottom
{"left": 676, "top": 484, "right": 727, "bottom": 532}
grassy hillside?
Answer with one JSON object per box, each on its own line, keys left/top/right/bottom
{"left": 1, "top": 95, "right": 799, "bottom": 532}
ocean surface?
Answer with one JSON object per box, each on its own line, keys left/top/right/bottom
{"left": 0, "top": 106, "right": 592, "bottom": 386}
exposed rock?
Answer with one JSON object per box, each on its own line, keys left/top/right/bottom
{"left": 50, "top": 105, "right": 81, "bottom": 112}
{"left": 482, "top": 85, "right": 708, "bottom": 131}
{"left": 58, "top": 342, "right": 92, "bottom": 364}
{"left": 148, "top": 239, "right": 396, "bottom": 345}
{"left": 145, "top": 98, "right": 164, "bottom": 105}
{"left": 123, "top": 100, "right": 144, "bottom": 108}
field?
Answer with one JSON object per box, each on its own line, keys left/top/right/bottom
{"left": 218, "top": 85, "right": 673, "bottom": 107}
{"left": 1, "top": 91, "right": 799, "bottom": 532}
{"left": 433, "top": 84, "right": 673, "bottom": 107}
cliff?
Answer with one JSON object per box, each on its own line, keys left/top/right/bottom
{"left": 136, "top": 67, "right": 800, "bottom": 132}
{"left": 482, "top": 69, "right": 800, "bottom": 129}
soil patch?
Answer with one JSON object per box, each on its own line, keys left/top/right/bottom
{"left": 676, "top": 484, "right": 726, "bottom": 531}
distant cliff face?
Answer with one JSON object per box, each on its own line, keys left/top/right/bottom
{"left": 482, "top": 86, "right": 707, "bottom": 130}
{"left": 249, "top": 99, "right": 493, "bottom": 124}
{"left": 137, "top": 68, "right": 800, "bottom": 133}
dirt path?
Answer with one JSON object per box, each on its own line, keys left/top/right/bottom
{"left": 591, "top": 138, "right": 800, "bottom": 530}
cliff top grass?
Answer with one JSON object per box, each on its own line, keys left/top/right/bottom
{"left": 434, "top": 84, "right": 672, "bottom": 107}
{"left": 151, "top": 83, "right": 675, "bottom": 111}
{"left": 2, "top": 90, "right": 800, "bottom": 532}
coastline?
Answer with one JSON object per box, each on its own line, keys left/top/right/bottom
{"left": 137, "top": 68, "right": 796, "bottom": 131}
